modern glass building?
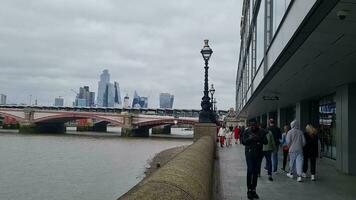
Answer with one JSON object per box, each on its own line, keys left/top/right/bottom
{"left": 54, "top": 97, "right": 64, "bottom": 107}
{"left": 236, "top": 0, "right": 356, "bottom": 174}
{"left": 159, "top": 93, "right": 174, "bottom": 109}
{"left": 132, "top": 91, "right": 148, "bottom": 108}
{"left": 97, "top": 70, "right": 122, "bottom": 108}
{"left": 97, "top": 69, "right": 110, "bottom": 107}
{"left": 0, "top": 94, "right": 6, "bottom": 105}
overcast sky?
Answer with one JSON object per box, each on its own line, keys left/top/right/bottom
{"left": 0, "top": 0, "right": 242, "bottom": 110}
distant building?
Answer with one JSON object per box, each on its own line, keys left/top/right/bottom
{"left": 75, "top": 98, "right": 87, "bottom": 107}
{"left": 114, "top": 82, "right": 122, "bottom": 107}
{"left": 97, "top": 69, "right": 110, "bottom": 107}
{"left": 123, "top": 94, "right": 130, "bottom": 109}
{"left": 96, "top": 70, "right": 122, "bottom": 107}
{"left": 132, "top": 91, "right": 148, "bottom": 108}
{"left": 74, "top": 86, "right": 95, "bottom": 107}
{"left": 0, "top": 94, "right": 6, "bottom": 105}
{"left": 54, "top": 97, "right": 64, "bottom": 107}
{"left": 159, "top": 93, "right": 174, "bottom": 109}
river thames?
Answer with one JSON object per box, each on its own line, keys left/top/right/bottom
{"left": 0, "top": 128, "right": 192, "bottom": 200}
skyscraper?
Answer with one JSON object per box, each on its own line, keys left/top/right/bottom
{"left": 123, "top": 94, "right": 130, "bottom": 109}
{"left": 132, "top": 91, "right": 148, "bottom": 108}
{"left": 97, "top": 69, "right": 110, "bottom": 107}
{"left": 159, "top": 93, "right": 174, "bottom": 109}
{"left": 96, "top": 70, "right": 122, "bottom": 107}
{"left": 54, "top": 97, "right": 64, "bottom": 107}
{"left": 0, "top": 94, "right": 6, "bottom": 105}
{"left": 74, "top": 86, "right": 95, "bottom": 107}
{"left": 114, "top": 81, "right": 122, "bottom": 107}
{"left": 103, "top": 83, "right": 115, "bottom": 107}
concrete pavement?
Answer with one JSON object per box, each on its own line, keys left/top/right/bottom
{"left": 215, "top": 143, "right": 356, "bottom": 200}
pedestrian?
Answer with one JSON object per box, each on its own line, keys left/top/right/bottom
{"left": 302, "top": 124, "right": 319, "bottom": 181}
{"left": 280, "top": 125, "right": 291, "bottom": 172}
{"left": 242, "top": 119, "right": 268, "bottom": 200}
{"left": 227, "top": 126, "right": 234, "bottom": 147}
{"left": 286, "top": 120, "right": 306, "bottom": 182}
{"left": 218, "top": 125, "right": 226, "bottom": 148}
{"left": 259, "top": 124, "right": 276, "bottom": 181}
{"left": 234, "top": 125, "right": 240, "bottom": 144}
{"left": 268, "top": 118, "right": 282, "bottom": 173}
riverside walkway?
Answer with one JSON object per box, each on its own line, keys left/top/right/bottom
{"left": 216, "top": 144, "right": 356, "bottom": 200}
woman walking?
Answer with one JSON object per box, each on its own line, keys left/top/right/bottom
{"left": 302, "top": 124, "right": 319, "bottom": 181}
{"left": 286, "top": 120, "right": 306, "bottom": 182}
{"left": 280, "top": 125, "right": 291, "bottom": 172}
{"left": 234, "top": 126, "right": 240, "bottom": 144}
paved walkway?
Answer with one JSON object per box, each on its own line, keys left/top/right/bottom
{"left": 216, "top": 143, "right": 356, "bottom": 200}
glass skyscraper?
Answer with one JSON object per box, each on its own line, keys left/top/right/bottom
{"left": 132, "top": 91, "right": 148, "bottom": 108}
{"left": 97, "top": 70, "right": 122, "bottom": 107}
{"left": 97, "top": 69, "right": 110, "bottom": 107}
{"left": 159, "top": 93, "right": 174, "bottom": 109}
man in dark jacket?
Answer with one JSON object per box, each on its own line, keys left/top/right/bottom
{"left": 242, "top": 119, "right": 268, "bottom": 200}
{"left": 268, "top": 118, "right": 282, "bottom": 172}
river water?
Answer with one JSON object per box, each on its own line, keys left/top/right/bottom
{"left": 0, "top": 128, "right": 192, "bottom": 200}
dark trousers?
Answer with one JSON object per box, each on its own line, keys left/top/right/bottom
{"left": 303, "top": 154, "right": 316, "bottom": 175}
{"left": 245, "top": 152, "right": 260, "bottom": 191}
{"left": 282, "top": 150, "right": 288, "bottom": 170}
{"left": 259, "top": 151, "right": 272, "bottom": 175}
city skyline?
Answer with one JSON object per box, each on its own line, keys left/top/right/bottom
{"left": 0, "top": 0, "right": 241, "bottom": 110}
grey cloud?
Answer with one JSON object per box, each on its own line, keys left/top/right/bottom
{"left": 0, "top": 0, "right": 241, "bottom": 109}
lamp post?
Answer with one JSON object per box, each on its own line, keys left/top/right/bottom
{"left": 209, "top": 84, "right": 215, "bottom": 111}
{"left": 213, "top": 98, "right": 217, "bottom": 111}
{"left": 199, "top": 39, "right": 215, "bottom": 123}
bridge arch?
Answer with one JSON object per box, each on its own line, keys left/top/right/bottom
{"left": 33, "top": 113, "right": 124, "bottom": 126}
{"left": 0, "top": 111, "right": 25, "bottom": 123}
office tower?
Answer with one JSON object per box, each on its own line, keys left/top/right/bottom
{"left": 96, "top": 69, "right": 122, "bottom": 108}
{"left": 103, "top": 83, "right": 115, "bottom": 107}
{"left": 123, "top": 94, "right": 130, "bottom": 109}
{"left": 0, "top": 94, "right": 6, "bottom": 105}
{"left": 89, "top": 92, "right": 95, "bottom": 107}
{"left": 75, "top": 98, "right": 87, "bottom": 107}
{"left": 114, "top": 81, "right": 122, "bottom": 107}
{"left": 97, "top": 69, "right": 110, "bottom": 107}
{"left": 132, "top": 91, "right": 140, "bottom": 108}
{"left": 132, "top": 91, "right": 148, "bottom": 108}
{"left": 74, "top": 86, "right": 95, "bottom": 107}
{"left": 54, "top": 97, "right": 64, "bottom": 107}
{"left": 159, "top": 93, "right": 174, "bottom": 109}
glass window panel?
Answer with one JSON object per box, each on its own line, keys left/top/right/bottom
{"left": 256, "top": 0, "right": 265, "bottom": 67}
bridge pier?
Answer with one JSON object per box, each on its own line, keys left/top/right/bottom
{"left": 152, "top": 125, "right": 171, "bottom": 135}
{"left": 19, "top": 123, "right": 66, "bottom": 134}
{"left": 121, "top": 127, "right": 149, "bottom": 137}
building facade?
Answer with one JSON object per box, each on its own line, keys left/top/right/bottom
{"left": 54, "top": 97, "right": 64, "bottom": 107}
{"left": 159, "top": 93, "right": 174, "bottom": 109}
{"left": 74, "top": 86, "right": 95, "bottom": 107}
{"left": 236, "top": 0, "right": 356, "bottom": 174}
{"left": 132, "top": 91, "right": 148, "bottom": 108}
{"left": 0, "top": 94, "right": 6, "bottom": 105}
{"left": 97, "top": 69, "right": 110, "bottom": 107}
{"left": 123, "top": 94, "right": 130, "bottom": 109}
{"left": 97, "top": 70, "right": 122, "bottom": 107}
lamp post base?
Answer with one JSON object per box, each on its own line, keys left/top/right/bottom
{"left": 199, "top": 110, "right": 217, "bottom": 124}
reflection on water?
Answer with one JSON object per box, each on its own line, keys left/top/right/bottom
{"left": 0, "top": 130, "right": 192, "bottom": 200}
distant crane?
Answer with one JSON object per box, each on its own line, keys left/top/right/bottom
{"left": 70, "top": 89, "right": 79, "bottom": 96}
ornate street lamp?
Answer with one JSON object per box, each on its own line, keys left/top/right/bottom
{"left": 199, "top": 39, "right": 215, "bottom": 123}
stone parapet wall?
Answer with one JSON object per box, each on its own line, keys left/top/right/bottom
{"left": 118, "top": 136, "right": 215, "bottom": 200}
